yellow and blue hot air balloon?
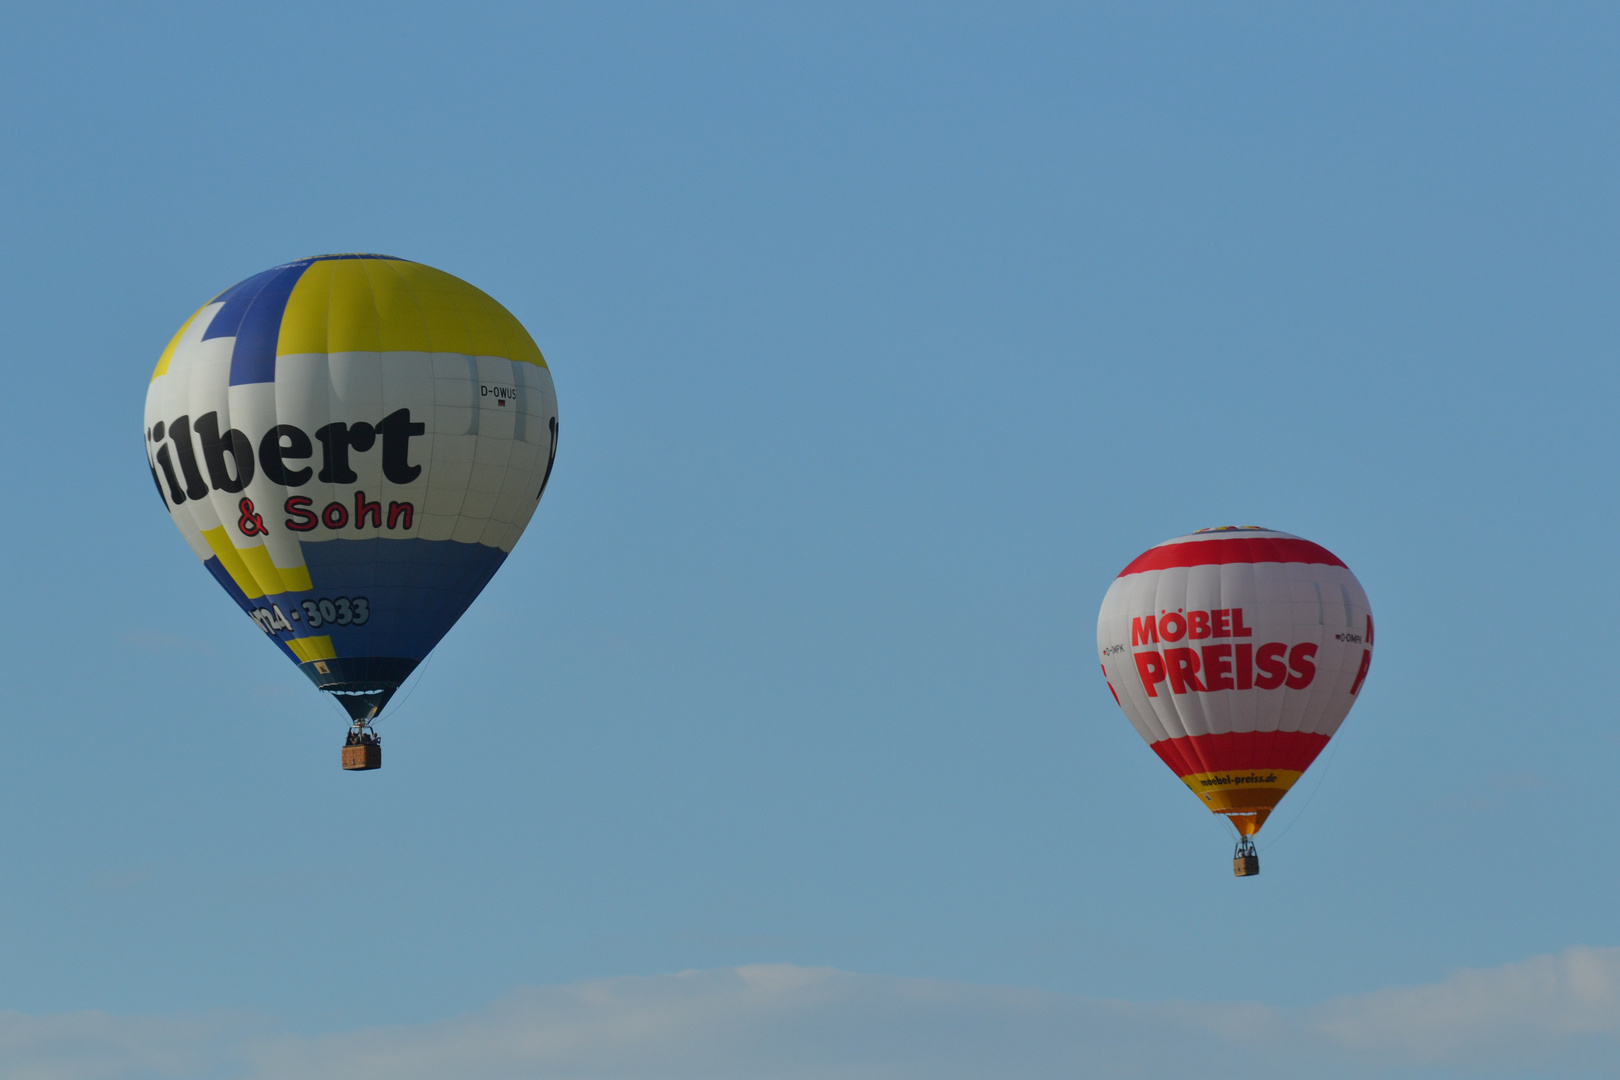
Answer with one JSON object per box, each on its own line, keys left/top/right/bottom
{"left": 143, "top": 255, "right": 558, "bottom": 769}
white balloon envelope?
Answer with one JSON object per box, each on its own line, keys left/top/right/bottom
{"left": 1097, "top": 527, "right": 1373, "bottom": 851}
{"left": 143, "top": 254, "right": 558, "bottom": 759}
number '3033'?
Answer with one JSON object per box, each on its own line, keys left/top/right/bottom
{"left": 302, "top": 597, "right": 369, "bottom": 628}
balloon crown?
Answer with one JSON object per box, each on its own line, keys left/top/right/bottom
{"left": 1192, "top": 525, "right": 1271, "bottom": 534}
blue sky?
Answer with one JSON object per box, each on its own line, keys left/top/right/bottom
{"left": 4, "top": 3, "right": 1620, "bottom": 1076}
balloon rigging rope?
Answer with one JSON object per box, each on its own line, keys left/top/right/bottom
{"left": 1258, "top": 742, "right": 1338, "bottom": 853}
{"left": 321, "top": 693, "right": 351, "bottom": 724}
{"left": 1206, "top": 803, "right": 1239, "bottom": 844}
{"left": 320, "top": 654, "right": 435, "bottom": 729}
{"left": 378, "top": 650, "right": 435, "bottom": 724}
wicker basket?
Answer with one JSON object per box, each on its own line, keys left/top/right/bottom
{"left": 342, "top": 743, "right": 382, "bottom": 771}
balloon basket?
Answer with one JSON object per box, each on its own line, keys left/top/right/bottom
{"left": 1233, "top": 836, "right": 1259, "bottom": 877}
{"left": 342, "top": 744, "right": 381, "bottom": 770}
{"left": 342, "top": 727, "right": 381, "bottom": 771}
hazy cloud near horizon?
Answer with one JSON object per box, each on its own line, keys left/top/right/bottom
{"left": 9, "top": 946, "right": 1620, "bottom": 1080}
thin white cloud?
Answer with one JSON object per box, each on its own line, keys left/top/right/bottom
{"left": 1310, "top": 945, "right": 1620, "bottom": 1068}
{"left": 0, "top": 1009, "right": 254, "bottom": 1080}
{"left": 6, "top": 948, "right": 1620, "bottom": 1080}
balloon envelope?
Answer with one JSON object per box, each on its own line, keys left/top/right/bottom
{"left": 143, "top": 254, "right": 558, "bottom": 720}
{"left": 1096, "top": 527, "right": 1372, "bottom": 835}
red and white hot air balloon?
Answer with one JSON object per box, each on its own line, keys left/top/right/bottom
{"left": 1097, "top": 527, "right": 1373, "bottom": 876}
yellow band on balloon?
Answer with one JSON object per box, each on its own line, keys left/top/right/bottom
{"left": 276, "top": 258, "right": 547, "bottom": 367}
{"left": 200, "top": 527, "right": 312, "bottom": 599}
{"left": 151, "top": 301, "right": 213, "bottom": 381}
{"left": 1180, "top": 769, "right": 1304, "bottom": 815}
{"left": 286, "top": 636, "right": 337, "bottom": 663}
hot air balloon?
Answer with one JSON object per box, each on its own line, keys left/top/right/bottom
{"left": 1096, "top": 527, "right": 1372, "bottom": 875}
{"left": 143, "top": 254, "right": 558, "bottom": 770}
